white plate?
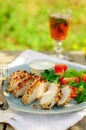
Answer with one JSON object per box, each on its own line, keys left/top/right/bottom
{"left": 4, "top": 64, "right": 86, "bottom": 114}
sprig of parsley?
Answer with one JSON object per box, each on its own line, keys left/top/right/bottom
{"left": 41, "top": 69, "right": 60, "bottom": 83}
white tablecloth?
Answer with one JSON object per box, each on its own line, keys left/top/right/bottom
{"left": 0, "top": 49, "right": 86, "bottom": 130}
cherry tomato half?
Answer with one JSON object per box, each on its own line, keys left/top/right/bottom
{"left": 82, "top": 74, "right": 86, "bottom": 82}
{"left": 54, "top": 64, "right": 67, "bottom": 73}
{"left": 60, "top": 77, "right": 80, "bottom": 85}
{"left": 70, "top": 87, "right": 77, "bottom": 99}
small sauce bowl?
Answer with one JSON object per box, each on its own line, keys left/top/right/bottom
{"left": 29, "top": 59, "right": 55, "bottom": 75}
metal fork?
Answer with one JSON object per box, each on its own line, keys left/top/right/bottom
{"left": 0, "top": 66, "right": 9, "bottom": 110}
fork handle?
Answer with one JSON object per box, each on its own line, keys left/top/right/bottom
{"left": 0, "top": 90, "right": 4, "bottom": 106}
{"left": 0, "top": 81, "right": 9, "bottom": 110}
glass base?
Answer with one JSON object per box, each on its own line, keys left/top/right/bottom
{"left": 54, "top": 46, "right": 69, "bottom": 60}
{"left": 57, "top": 53, "right": 69, "bottom": 60}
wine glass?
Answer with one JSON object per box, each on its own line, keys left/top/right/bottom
{"left": 49, "top": 11, "right": 71, "bottom": 60}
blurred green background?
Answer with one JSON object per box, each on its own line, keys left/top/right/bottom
{"left": 0, "top": 0, "right": 86, "bottom": 52}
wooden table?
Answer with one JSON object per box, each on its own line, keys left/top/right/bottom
{"left": 0, "top": 50, "right": 86, "bottom": 130}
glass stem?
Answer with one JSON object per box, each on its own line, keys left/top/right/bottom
{"left": 54, "top": 41, "right": 63, "bottom": 58}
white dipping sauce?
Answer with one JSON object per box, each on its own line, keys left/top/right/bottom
{"left": 29, "top": 59, "right": 55, "bottom": 75}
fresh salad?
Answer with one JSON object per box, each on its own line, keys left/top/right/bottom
{"left": 41, "top": 64, "right": 86, "bottom": 104}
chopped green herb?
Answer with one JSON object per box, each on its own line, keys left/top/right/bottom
{"left": 41, "top": 69, "right": 60, "bottom": 83}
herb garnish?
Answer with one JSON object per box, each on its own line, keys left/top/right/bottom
{"left": 41, "top": 69, "right": 60, "bottom": 83}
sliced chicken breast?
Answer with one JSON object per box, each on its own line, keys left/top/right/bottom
{"left": 37, "top": 80, "right": 49, "bottom": 99}
{"left": 22, "top": 78, "right": 48, "bottom": 105}
{"left": 13, "top": 78, "right": 33, "bottom": 97}
{"left": 9, "top": 70, "right": 29, "bottom": 80}
{"left": 13, "top": 75, "right": 42, "bottom": 97}
{"left": 57, "top": 85, "right": 71, "bottom": 106}
{"left": 39, "top": 83, "right": 62, "bottom": 109}
{"left": 7, "top": 72, "right": 30, "bottom": 93}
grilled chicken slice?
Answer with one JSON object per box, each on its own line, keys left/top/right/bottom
{"left": 37, "top": 81, "right": 49, "bottom": 99}
{"left": 57, "top": 85, "right": 71, "bottom": 106}
{"left": 13, "top": 75, "right": 41, "bottom": 98}
{"left": 7, "top": 71, "right": 31, "bottom": 93}
{"left": 22, "top": 78, "right": 48, "bottom": 105}
{"left": 39, "top": 83, "right": 62, "bottom": 109}
{"left": 13, "top": 78, "right": 33, "bottom": 97}
{"left": 9, "top": 70, "right": 29, "bottom": 80}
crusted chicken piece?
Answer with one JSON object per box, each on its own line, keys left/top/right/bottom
{"left": 7, "top": 71, "right": 31, "bottom": 93}
{"left": 13, "top": 75, "right": 41, "bottom": 98}
{"left": 57, "top": 85, "right": 71, "bottom": 106}
{"left": 9, "top": 70, "right": 29, "bottom": 80}
{"left": 37, "top": 81, "right": 49, "bottom": 99}
{"left": 22, "top": 78, "right": 48, "bottom": 105}
{"left": 13, "top": 78, "right": 33, "bottom": 97}
{"left": 39, "top": 83, "right": 62, "bottom": 109}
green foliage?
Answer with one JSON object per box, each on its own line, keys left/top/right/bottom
{"left": 0, "top": 0, "right": 86, "bottom": 52}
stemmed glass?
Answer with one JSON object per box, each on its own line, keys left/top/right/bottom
{"left": 49, "top": 11, "right": 71, "bottom": 60}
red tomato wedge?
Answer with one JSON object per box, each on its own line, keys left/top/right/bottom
{"left": 70, "top": 87, "right": 77, "bottom": 98}
{"left": 60, "top": 77, "right": 80, "bottom": 85}
{"left": 82, "top": 74, "right": 86, "bottom": 82}
{"left": 54, "top": 64, "right": 67, "bottom": 73}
